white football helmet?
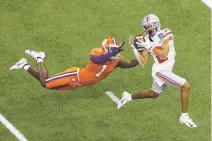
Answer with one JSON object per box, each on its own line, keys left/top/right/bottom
{"left": 141, "top": 14, "right": 160, "bottom": 36}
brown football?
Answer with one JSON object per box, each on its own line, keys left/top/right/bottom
{"left": 133, "top": 35, "right": 146, "bottom": 51}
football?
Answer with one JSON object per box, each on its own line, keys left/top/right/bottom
{"left": 133, "top": 35, "right": 146, "bottom": 51}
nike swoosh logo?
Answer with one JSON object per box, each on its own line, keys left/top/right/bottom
{"left": 187, "top": 121, "right": 193, "bottom": 127}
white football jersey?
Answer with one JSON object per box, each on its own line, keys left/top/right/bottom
{"left": 146, "top": 28, "right": 176, "bottom": 86}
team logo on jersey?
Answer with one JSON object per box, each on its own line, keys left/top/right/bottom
{"left": 158, "top": 33, "right": 164, "bottom": 41}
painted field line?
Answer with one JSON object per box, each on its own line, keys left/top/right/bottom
{"left": 0, "top": 113, "right": 28, "bottom": 141}
{"left": 105, "top": 91, "right": 122, "bottom": 105}
{"left": 201, "top": 0, "right": 212, "bottom": 9}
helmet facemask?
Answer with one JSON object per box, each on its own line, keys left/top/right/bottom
{"left": 143, "top": 23, "right": 159, "bottom": 37}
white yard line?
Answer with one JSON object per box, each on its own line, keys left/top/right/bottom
{"left": 0, "top": 113, "right": 28, "bottom": 141}
{"left": 201, "top": 0, "right": 212, "bottom": 9}
{"left": 105, "top": 91, "right": 122, "bottom": 105}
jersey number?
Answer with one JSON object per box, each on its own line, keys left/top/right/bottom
{"left": 95, "top": 65, "right": 107, "bottom": 77}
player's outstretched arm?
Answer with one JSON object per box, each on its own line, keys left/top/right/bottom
{"left": 91, "top": 42, "right": 125, "bottom": 64}
{"left": 116, "top": 59, "right": 138, "bottom": 68}
{"left": 91, "top": 52, "right": 115, "bottom": 64}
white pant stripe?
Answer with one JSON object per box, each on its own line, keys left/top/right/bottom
{"left": 46, "top": 72, "right": 77, "bottom": 82}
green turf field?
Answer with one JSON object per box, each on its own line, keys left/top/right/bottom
{"left": 0, "top": 0, "right": 211, "bottom": 140}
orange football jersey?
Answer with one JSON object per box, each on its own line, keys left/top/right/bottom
{"left": 79, "top": 48, "right": 123, "bottom": 86}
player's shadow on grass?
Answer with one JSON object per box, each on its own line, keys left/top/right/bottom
{"left": 49, "top": 84, "right": 106, "bottom": 100}
{"left": 70, "top": 86, "right": 104, "bottom": 99}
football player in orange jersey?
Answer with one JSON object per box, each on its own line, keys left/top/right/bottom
{"left": 9, "top": 37, "right": 138, "bottom": 90}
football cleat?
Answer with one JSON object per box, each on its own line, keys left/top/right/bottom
{"left": 117, "top": 91, "right": 132, "bottom": 109}
{"left": 179, "top": 115, "right": 197, "bottom": 128}
{"left": 25, "top": 50, "right": 45, "bottom": 60}
{"left": 9, "top": 58, "right": 28, "bottom": 70}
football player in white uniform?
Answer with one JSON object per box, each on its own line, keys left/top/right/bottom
{"left": 118, "top": 14, "right": 197, "bottom": 128}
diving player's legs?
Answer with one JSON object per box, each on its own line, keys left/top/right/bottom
{"left": 9, "top": 58, "right": 29, "bottom": 71}
{"left": 38, "top": 62, "right": 48, "bottom": 86}
{"left": 155, "top": 70, "right": 197, "bottom": 128}
{"left": 45, "top": 67, "right": 80, "bottom": 90}
{"left": 27, "top": 67, "right": 40, "bottom": 81}
{"left": 9, "top": 58, "right": 40, "bottom": 81}
{"left": 25, "top": 50, "right": 48, "bottom": 87}
{"left": 9, "top": 50, "right": 48, "bottom": 87}
{"left": 10, "top": 49, "right": 81, "bottom": 90}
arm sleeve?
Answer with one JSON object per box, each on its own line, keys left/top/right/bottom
{"left": 89, "top": 48, "right": 113, "bottom": 64}
{"left": 163, "top": 28, "right": 174, "bottom": 41}
{"left": 91, "top": 52, "right": 114, "bottom": 63}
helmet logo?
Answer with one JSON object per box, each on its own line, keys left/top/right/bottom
{"left": 146, "top": 14, "right": 149, "bottom": 23}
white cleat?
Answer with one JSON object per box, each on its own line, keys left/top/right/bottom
{"left": 179, "top": 115, "right": 197, "bottom": 128}
{"left": 9, "top": 58, "right": 28, "bottom": 70}
{"left": 25, "top": 49, "right": 45, "bottom": 60}
{"left": 117, "top": 91, "right": 132, "bottom": 109}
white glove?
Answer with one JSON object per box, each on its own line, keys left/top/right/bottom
{"left": 129, "top": 35, "right": 145, "bottom": 67}
{"left": 136, "top": 38, "right": 152, "bottom": 51}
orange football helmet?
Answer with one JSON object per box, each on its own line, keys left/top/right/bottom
{"left": 101, "top": 36, "right": 119, "bottom": 53}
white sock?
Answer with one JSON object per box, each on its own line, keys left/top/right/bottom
{"left": 23, "top": 64, "right": 30, "bottom": 71}
{"left": 129, "top": 95, "right": 132, "bottom": 101}
{"left": 181, "top": 113, "right": 188, "bottom": 117}
{"left": 37, "top": 58, "right": 43, "bottom": 63}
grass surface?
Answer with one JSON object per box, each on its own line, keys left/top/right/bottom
{"left": 0, "top": 0, "right": 210, "bottom": 140}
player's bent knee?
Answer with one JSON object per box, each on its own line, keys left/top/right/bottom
{"left": 40, "top": 80, "right": 46, "bottom": 88}
{"left": 41, "top": 83, "right": 46, "bottom": 88}
{"left": 182, "top": 82, "right": 191, "bottom": 91}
